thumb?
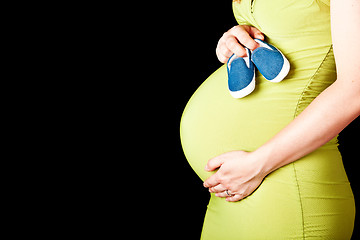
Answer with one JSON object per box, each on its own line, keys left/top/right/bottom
{"left": 205, "top": 155, "right": 224, "bottom": 172}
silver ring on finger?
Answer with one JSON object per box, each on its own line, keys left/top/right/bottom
{"left": 226, "top": 190, "right": 233, "bottom": 197}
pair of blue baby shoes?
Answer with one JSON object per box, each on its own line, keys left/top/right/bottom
{"left": 227, "top": 39, "right": 290, "bottom": 98}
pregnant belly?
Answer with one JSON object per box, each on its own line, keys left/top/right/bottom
{"left": 180, "top": 61, "right": 335, "bottom": 181}
{"left": 180, "top": 66, "right": 295, "bottom": 180}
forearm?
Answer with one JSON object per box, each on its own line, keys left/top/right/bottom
{"left": 254, "top": 79, "right": 360, "bottom": 176}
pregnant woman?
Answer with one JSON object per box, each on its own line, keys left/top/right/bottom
{"left": 180, "top": 0, "right": 359, "bottom": 239}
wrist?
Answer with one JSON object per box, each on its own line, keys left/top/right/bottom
{"left": 250, "top": 144, "right": 280, "bottom": 177}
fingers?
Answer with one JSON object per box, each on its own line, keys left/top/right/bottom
{"left": 216, "top": 30, "right": 247, "bottom": 63}
{"left": 226, "top": 194, "right": 243, "bottom": 202}
{"left": 224, "top": 32, "right": 247, "bottom": 57}
{"left": 208, "top": 184, "right": 227, "bottom": 193}
{"left": 215, "top": 191, "right": 230, "bottom": 198}
{"left": 205, "top": 155, "right": 224, "bottom": 172}
{"left": 208, "top": 184, "right": 236, "bottom": 198}
{"left": 216, "top": 32, "right": 243, "bottom": 63}
{"left": 211, "top": 189, "right": 247, "bottom": 202}
{"left": 203, "top": 173, "right": 220, "bottom": 188}
{"left": 247, "top": 25, "right": 265, "bottom": 41}
{"left": 215, "top": 191, "right": 247, "bottom": 202}
{"left": 229, "top": 25, "right": 259, "bottom": 51}
{"left": 216, "top": 44, "right": 233, "bottom": 63}
{"left": 216, "top": 25, "right": 264, "bottom": 63}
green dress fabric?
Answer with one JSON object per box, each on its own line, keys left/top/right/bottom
{"left": 180, "top": 0, "right": 355, "bottom": 239}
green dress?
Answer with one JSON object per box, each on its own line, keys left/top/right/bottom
{"left": 180, "top": 0, "right": 355, "bottom": 239}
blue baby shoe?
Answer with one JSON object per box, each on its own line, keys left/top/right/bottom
{"left": 227, "top": 48, "right": 256, "bottom": 98}
{"left": 251, "top": 39, "right": 290, "bottom": 83}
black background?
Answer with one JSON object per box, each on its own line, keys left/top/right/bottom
{"left": 149, "top": 1, "right": 359, "bottom": 239}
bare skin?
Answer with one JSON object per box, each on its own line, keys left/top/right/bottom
{"left": 216, "top": 25, "right": 264, "bottom": 62}
{"left": 203, "top": 0, "right": 360, "bottom": 202}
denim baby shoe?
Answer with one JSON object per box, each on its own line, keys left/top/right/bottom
{"left": 251, "top": 39, "right": 290, "bottom": 83}
{"left": 227, "top": 48, "right": 256, "bottom": 99}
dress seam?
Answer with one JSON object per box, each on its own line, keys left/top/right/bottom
{"left": 292, "top": 163, "right": 305, "bottom": 240}
{"left": 293, "top": 45, "right": 333, "bottom": 119}
{"left": 291, "top": 45, "right": 333, "bottom": 239}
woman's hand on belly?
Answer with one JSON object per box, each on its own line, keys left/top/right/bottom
{"left": 203, "top": 151, "right": 267, "bottom": 202}
{"left": 216, "top": 25, "right": 264, "bottom": 63}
